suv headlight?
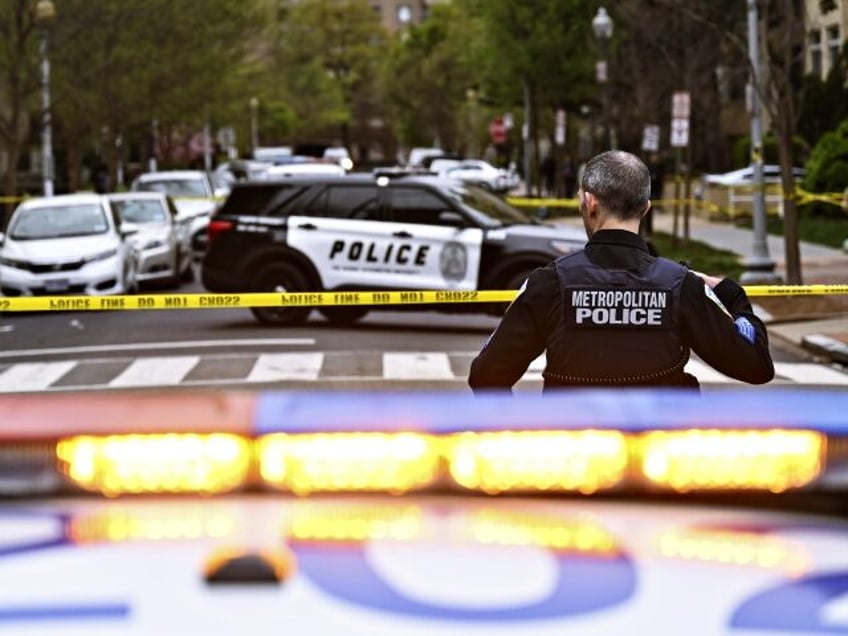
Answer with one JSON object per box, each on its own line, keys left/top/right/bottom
{"left": 0, "top": 255, "right": 28, "bottom": 270}
{"left": 550, "top": 240, "right": 581, "bottom": 254}
{"left": 84, "top": 248, "right": 118, "bottom": 264}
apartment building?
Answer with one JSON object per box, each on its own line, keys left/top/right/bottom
{"left": 805, "top": 0, "right": 847, "bottom": 78}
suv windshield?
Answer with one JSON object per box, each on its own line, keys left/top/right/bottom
{"left": 136, "top": 178, "right": 208, "bottom": 197}
{"left": 448, "top": 183, "right": 531, "bottom": 227}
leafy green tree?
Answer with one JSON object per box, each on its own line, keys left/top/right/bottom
{"left": 380, "top": 2, "right": 481, "bottom": 152}
{"left": 48, "top": 0, "right": 265, "bottom": 186}
{"left": 797, "top": 44, "right": 848, "bottom": 146}
{"left": 802, "top": 118, "right": 848, "bottom": 217}
{"left": 462, "top": 0, "right": 596, "bottom": 192}
{"left": 0, "top": 0, "right": 43, "bottom": 218}
{"left": 273, "top": 0, "right": 388, "bottom": 149}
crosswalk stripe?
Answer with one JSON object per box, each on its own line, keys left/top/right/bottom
{"left": 246, "top": 353, "right": 325, "bottom": 382}
{"left": 383, "top": 352, "right": 454, "bottom": 379}
{"left": 0, "top": 353, "right": 843, "bottom": 392}
{"left": 773, "top": 362, "right": 848, "bottom": 385}
{"left": 108, "top": 356, "right": 200, "bottom": 388}
{"left": 0, "top": 361, "right": 77, "bottom": 392}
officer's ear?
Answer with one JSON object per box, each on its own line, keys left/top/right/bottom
{"left": 584, "top": 191, "right": 599, "bottom": 217}
{"left": 640, "top": 201, "right": 652, "bottom": 218}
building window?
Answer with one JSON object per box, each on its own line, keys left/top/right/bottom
{"left": 827, "top": 25, "right": 841, "bottom": 71}
{"left": 809, "top": 29, "right": 823, "bottom": 78}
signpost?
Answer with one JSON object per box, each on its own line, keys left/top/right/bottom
{"left": 670, "top": 91, "right": 691, "bottom": 242}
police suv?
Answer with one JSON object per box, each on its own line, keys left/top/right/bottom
{"left": 200, "top": 173, "right": 586, "bottom": 325}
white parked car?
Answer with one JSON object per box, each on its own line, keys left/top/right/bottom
{"left": 440, "top": 159, "right": 521, "bottom": 194}
{"left": 108, "top": 192, "right": 194, "bottom": 288}
{"left": 702, "top": 164, "right": 806, "bottom": 186}
{"left": 130, "top": 170, "right": 219, "bottom": 260}
{"left": 0, "top": 193, "right": 138, "bottom": 297}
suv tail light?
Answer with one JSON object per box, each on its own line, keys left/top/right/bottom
{"left": 207, "top": 219, "right": 235, "bottom": 245}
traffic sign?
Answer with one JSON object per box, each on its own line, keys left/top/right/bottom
{"left": 670, "top": 118, "right": 689, "bottom": 148}
{"left": 672, "top": 91, "right": 691, "bottom": 119}
{"left": 490, "top": 118, "right": 507, "bottom": 145}
{"left": 642, "top": 125, "right": 660, "bottom": 152}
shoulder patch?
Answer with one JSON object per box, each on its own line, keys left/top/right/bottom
{"left": 735, "top": 316, "right": 756, "bottom": 344}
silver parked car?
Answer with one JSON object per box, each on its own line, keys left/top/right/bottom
{"left": 108, "top": 192, "right": 194, "bottom": 288}
{"left": 0, "top": 193, "right": 138, "bottom": 297}
{"left": 130, "top": 170, "right": 220, "bottom": 261}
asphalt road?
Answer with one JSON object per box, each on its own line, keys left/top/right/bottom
{"left": 0, "top": 276, "right": 838, "bottom": 394}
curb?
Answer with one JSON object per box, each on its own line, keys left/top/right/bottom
{"left": 801, "top": 334, "right": 848, "bottom": 366}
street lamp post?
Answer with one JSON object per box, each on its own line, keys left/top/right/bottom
{"left": 249, "top": 97, "right": 259, "bottom": 156}
{"left": 740, "top": 0, "right": 780, "bottom": 283}
{"left": 34, "top": 0, "right": 56, "bottom": 197}
{"left": 592, "top": 7, "right": 613, "bottom": 151}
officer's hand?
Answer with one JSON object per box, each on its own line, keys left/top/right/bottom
{"left": 691, "top": 270, "right": 724, "bottom": 289}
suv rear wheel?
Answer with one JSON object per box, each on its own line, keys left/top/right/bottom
{"left": 319, "top": 307, "right": 368, "bottom": 325}
{"left": 250, "top": 263, "right": 312, "bottom": 326}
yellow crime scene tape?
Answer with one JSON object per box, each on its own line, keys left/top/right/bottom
{"left": 2, "top": 285, "right": 848, "bottom": 313}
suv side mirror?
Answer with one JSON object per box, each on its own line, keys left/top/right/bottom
{"left": 120, "top": 222, "right": 139, "bottom": 238}
{"left": 438, "top": 210, "right": 466, "bottom": 228}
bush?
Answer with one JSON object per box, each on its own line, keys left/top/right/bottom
{"left": 802, "top": 119, "right": 848, "bottom": 217}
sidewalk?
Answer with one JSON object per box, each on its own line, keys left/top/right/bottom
{"left": 554, "top": 211, "right": 848, "bottom": 366}
{"left": 651, "top": 211, "right": 848, "bottom": 366}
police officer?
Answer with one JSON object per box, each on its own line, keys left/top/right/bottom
{"left": 468, "top": 150, "right": 774, "bottom": 393}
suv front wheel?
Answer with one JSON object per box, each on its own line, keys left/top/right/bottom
{"left": 250, "top": 263, "right": 312, "bottom": 326}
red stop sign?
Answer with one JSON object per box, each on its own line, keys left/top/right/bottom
{"left": 489, "top": 118, "right": 507, "bottom": 145}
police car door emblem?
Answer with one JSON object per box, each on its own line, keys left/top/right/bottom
{"left": 440, "top": 242, "right": 467, "bottom": 281}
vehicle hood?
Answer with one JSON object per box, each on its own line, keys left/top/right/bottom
{"left": 496, "top": 222, "right": 586, "bottom": 243}
{"left": 173, "top": 198, "right": 216, "bottom": 220}
{"left": 2, "top": 234, "right": 118, "bottom": 263}
{"left": 130, "top": 225, "right": 171, "bottom": 247}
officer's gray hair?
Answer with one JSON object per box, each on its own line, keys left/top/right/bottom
{"left": 581, "top": 150, "right": 651, "bottom": 220}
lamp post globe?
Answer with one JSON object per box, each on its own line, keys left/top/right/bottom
{"left": 591, "top": 6, "right": 613, "bottom": 40}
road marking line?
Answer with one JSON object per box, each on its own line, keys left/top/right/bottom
{"left": 247, "top": 353, "right": 325, "bottom": 382}
{"left": 0, "top": 361, "right": 77, "bottom": 392}
{"left": 383, "top": 352, "right": 454, "bottom": 379}
{"left": 108, "top": 356, "right": 200, "bottom": 388}
{"left": 0, "top": 339, "right": 315, "bottom": 360}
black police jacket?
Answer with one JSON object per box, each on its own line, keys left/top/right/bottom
{"left": 468, "top": 229, "right": 775, "bottom": 392}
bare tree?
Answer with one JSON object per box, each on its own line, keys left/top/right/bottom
{"left": 657, "top": 0, "right": 806, "bottom": 283}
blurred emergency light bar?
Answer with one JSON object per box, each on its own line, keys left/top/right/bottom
{"left": 0, "top": 389, "right": 846, "bottom": 498}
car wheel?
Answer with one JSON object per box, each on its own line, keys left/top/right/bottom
{"left": 250, "top": 263, "right": 312, "bottom": 326}
{"left": 319, "top": 307, "right": 368, "bottom": 325}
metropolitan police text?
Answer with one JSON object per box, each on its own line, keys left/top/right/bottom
{"left": 572, "top": 289, "right": 667, "bottom": 326}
